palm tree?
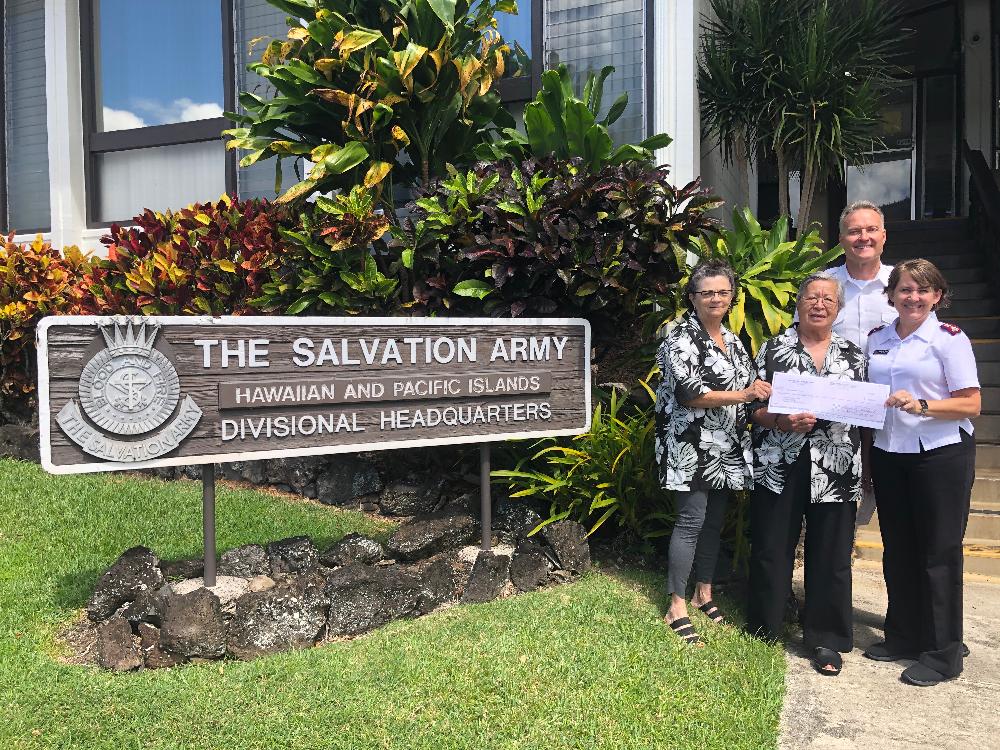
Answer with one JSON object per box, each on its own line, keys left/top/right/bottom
{"left": 699, "top": 0, "right": 902, "bottom": 230}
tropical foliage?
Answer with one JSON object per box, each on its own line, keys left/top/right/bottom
{"left": 669, "top": 207, "right": 843, "bottom": 353}
{"left": 77, "top": 195, "right": 290, "bottom": 316}
{"left": 475, "top": 64, "right": 671, "bottom": 170}
{"left": 0, "top": 235, "right": 92, "bottom": 406}
{"left": 224, "top": 0, "right": 519, "bottom": 204}
{"left": 699, "top": 0, "right": 901, "bottom": 228}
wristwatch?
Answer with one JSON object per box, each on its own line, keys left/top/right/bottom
{"left": 918, "top": 398, "right": 929, "bottom": 416}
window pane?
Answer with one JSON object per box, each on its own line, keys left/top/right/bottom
{"left": 496, "top": 3, "right": 532, "bottom": 76}
{"left": 4, "top": 0, "right": 51, "bottom": 232}
{"left": 544, "top": 0, "right": 645, "bottom": 146}
{"left": 234, "top": 0, "right": 299, "bottom": 200}
{"left": 95, "top": 140, "right": 227, "bottom": 223}
{"left": 93, "top": 0, "right": 223, "bottom": 132}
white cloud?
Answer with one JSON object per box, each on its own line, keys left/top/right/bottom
{"left": 178, "top": 99, "right": 224, "bottom": 122}
{"left": 132, "top": 97, "right": 224, "bottom": 125}
{"left": 102, "top": 106, "right": 146, "bottom": 131}
{"left": 848, "top": 160, "right": 911, "bottom": 207}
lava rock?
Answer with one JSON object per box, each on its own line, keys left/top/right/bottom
{"left": 493, "top": 498, "right": 544, "bottom": 543}
{"left": 138, "top": 622, "right": 182, "bottom": 669}
{"left": 159, "top": 558, "right": 205, "bottom": 581}
{"left": 385, "top": 507, "right": 479, "bottom": 562}
{"left": 266, "top": 536, "right": 319, "bottom": 575}
{"left": 226, "top": 574, "right": 329, "bottom": 659}
{"left": 276, "top": 457, "right": 321, "bottom": 494}
{"left": 121, "top": 588, "right": 164, "bottom": 628}
{"left": 248, "top": 575, "right": 275, "bottom": 592}
{"left": 172, "top": 576, "right": 250, "bottom": 615}
{"left": 86, "top": 546, "right": 165, "bottom": 622}
{"left": 509, "top": 543, "right": 552, "bottom": 592}
{"left": 325, "top": 563, "right": 422, "bottom": 636}
{"left": 378, "top": 479, "right": 441, "bottom": 516}
{"left": 542, "top": 520, "right": 591, "bottom": 574}
{"left": 460, "top": 550, "right": 511, "bottom": 604}
{"left": 218, "top": 544, "right": 271, "bottom": 578}
{"left": 0, "top": 424, "right": 40, "bottom": 462}
{"left": 158, "top": 587, "right": 226, "bottom": 659}
{"left": 319, "top": 533, "right": 385, "bottom": 567}
{"left": 408, "top": 552, "right": 471, "bottom": 613}
{"left": 315, "top": 457, "right": 382, "bottom": 506}
{"left": 96, "top": 617, "right": 142, "bottom": 672}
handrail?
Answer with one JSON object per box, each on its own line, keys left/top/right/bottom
{"left": 963, "top": 141, "right": 1000, "bottom": 278}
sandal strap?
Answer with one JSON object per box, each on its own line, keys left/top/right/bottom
{"left": 667, "top": 616, "right": 701, "bottom": 643}
{"left": 698, "top": 601, "right": 725, "bottom": 621}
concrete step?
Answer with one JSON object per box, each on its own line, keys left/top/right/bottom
{"left": 971, "top": 469, "right": 1000, "bottom": 503}
{"left": 883, "top": 243, "right": 980, "bottom": 259}
{"left": 948, "top": 298, "right": 1000, "bottom": 317}
{"left": 951, "top": 281, "right": 990, "bottom": 300}
{"left": 886, "top": 254, "right": 986, "bottom": 270}
{"left": 939, "top": 316, "right": 1000, "bottom": 337}
{"left": 855, "top": 530, "right": 1000, "bottom": 577}
{"left": 974, "top": 414, "right": 1000, "bottom": 441}
{"left": 972, "top": 340, "right": 1000, "bottom": 361}
{"left": 863, "top": 509, "right": 1000, "bottom": 539}
{"left": 976, "top": 443, "right": 1000, "bottom": 468}
{"left": 980, "top": 388, "right": 1000, "bottom": 411}
{"left": 976, "top": 363, "right": 1000, "bottom": 385}
{"left": 942, "top": 267, "right": 990, "bottom": 283}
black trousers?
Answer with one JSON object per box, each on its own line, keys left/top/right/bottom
{"left": 747, "top": 448, "right": 856, "bottom": 651}
{"left": 871, "top": 430, "right": 975, "bottom": 678}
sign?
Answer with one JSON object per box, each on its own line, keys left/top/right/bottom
{"left": 37, "top": 316, "right": 591, "bottom": 474}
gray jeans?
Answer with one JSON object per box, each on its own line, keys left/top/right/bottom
{"left": 666, "top": 488, "right": 729, "bottom": 597}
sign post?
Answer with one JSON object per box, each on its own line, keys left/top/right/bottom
{"left": 37, "top": 316, "right": 591, "bottom": 572}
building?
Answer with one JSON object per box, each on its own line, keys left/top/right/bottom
{"left": 1, "top": 1, "right": 997, "bottom": 252}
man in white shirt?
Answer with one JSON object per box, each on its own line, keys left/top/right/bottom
{"left": 827, "top": 200, "right": 898, "bottom": 348}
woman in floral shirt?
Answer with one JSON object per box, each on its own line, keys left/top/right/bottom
{"left": 656, "top": 259, "right": 771, "bottom": 645}
{"left": 747, "top": 271, "right": 867, "bottom": 676}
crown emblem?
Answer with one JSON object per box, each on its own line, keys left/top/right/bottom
{"left": 100, "top": 321, "right": 159, "bottom": 354}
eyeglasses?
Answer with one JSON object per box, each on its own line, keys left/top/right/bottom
{"left": 692, "top": 289, "right": 733, "bottom": 299}
{"left": 844, "top": 225, "right": 883, "bottom": 237}
{"left": 801, "top": 295, "right": 838, "bottom": 307}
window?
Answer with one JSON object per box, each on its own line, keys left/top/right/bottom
{"left": 495, "top": 0, "right": 541, "bottom": 102}
{"left": 81, "top": 0, "right": 234, "bottom": 224}
{"left": 2, "top": 0, "right": 51, "bottom": 233}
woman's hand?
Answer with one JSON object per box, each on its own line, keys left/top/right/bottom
{"left": 778, "top": 412, "right": 817, "bottom": 433}
{"left": 886, "top": 390, "right": 921, "bottom": 415}
{"left": 741, "top": 379, "right": 772, "bottom": 403}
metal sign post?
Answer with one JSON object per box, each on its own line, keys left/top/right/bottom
{"left": 480, "top": 444, "right": 491, "bottom": 551}
{"left": 202, "top": 464, "right": 217, "bottom": 587}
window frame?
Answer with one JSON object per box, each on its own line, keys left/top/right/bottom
{"left": 78, "top": 0, "right": 237, "bottom": 228}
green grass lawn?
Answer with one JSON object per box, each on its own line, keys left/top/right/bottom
{"left": 0, "top": 458, "right": 785, "bottom": 750}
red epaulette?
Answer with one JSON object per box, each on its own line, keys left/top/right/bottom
{"left": 868, "top": 324, "right": 887, "bottom": 336}
{"left": 940, "top": 322, "right": 962, "bottom": 336}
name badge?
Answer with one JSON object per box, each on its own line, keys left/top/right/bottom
{"left": 872, "top": 349, "right": 889, "bottom": 355}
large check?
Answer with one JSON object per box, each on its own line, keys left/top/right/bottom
{"left": 768, "top": 371, "right": 889, "bottom": 429}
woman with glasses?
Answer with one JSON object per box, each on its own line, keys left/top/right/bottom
{"left": 747, "top": 272, "right": 866, "bottom": 676}
{"left": 864, "top": 259, "right": 980, "bottom": 686}
{"left": 656, "top": 259, "right": 771, "bottom": 645}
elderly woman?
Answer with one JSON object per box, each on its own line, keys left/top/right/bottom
{"left": 864, "top": 258, "right": 980, "bottom": 686}
{"left": 656, "top": 259, "right": 771, "bottom": 645}
{"left": 747, "top": 272, "right": 867, "bottom": 676}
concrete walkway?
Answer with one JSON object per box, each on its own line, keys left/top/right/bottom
{"left": 779, "top": 562, "right": 1000, "bottom": 750}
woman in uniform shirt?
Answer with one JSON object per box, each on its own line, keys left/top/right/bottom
{"left": 656, "top": 259, "right": 771, "bottom": 645}
{"left": 865, "top": 258, "right": 980, "bottom": 687}
{"left": 746, "top": 272, "right": 866, "bottom": 676}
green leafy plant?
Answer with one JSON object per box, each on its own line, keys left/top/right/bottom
{"left": 224, "top": 0, "right": 518, "bottom": 204}
{"left": 78, "top": 195, "right": 291, "bottom": 316}
{"left": 668, "top": 207, "right": 843, "bottom": 353}
{"left": 475, "top": 64, "right": 671, "bottom": 170}
{"left": 493, "top": 380, "right": 675, "bottom": 540}
{"left": 0, "top": 235, "right": 92, "bottom": 407}
{"left": 250, "top": 186, "right": 397, "bottom": 315}
{"left": 399, "top": 157, "right": 721, "bottom": 341}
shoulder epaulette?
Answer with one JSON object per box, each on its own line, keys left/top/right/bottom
{"left": 868, "top": 324, "right": 887, "bottom": 336}
{"left": 940, "top": 322, "right": 962, "bottom": 336}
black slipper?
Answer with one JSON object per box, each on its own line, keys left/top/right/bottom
{"left": 697, "top": 600, "right": 725, "bottom": 624}
{"left": 812, "top": 647, "right": 842, "bottom": 676}
{"left": 667, "top": 616, "right": 703, "bottom": 646}
{"left": 901, "top": 662, "right": 954, "bottom": 687}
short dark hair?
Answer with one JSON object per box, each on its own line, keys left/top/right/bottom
{"left": 885, "top": 258, "right": 951, "bottom": 311}
{"left": 686, "top": 259, "right": 737, "bottom": 299}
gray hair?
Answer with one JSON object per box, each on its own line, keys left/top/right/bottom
{"left": 838, "top": 200, "right": 885, "bottom": 234}
{"left": 797, "top": 272, "right": 846, "bottom": 312}
{"left": 685, "top": 258, "right": 737, "bottom": 299}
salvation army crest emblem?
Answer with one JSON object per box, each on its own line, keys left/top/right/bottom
{"left": 56, "top": 320, "right": 203, "bottom": 462}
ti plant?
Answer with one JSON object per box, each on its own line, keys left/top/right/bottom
{"left": 224, "top": 0, "right": 518, "bottom": 205}
{"left": 666, "top": 207, "right": 844, "bottom": 354}
{"left": 475, "top": 64, "right": 671, "bottom": 170}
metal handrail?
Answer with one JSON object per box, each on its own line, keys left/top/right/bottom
{"left": 964, "top": 141, "right": 1000, "bottom": 278}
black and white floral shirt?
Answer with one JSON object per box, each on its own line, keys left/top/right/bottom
{"left": 655, "top": 311, "right": 756, "bottom": 492}
{"left": 751, "top": 326, "right": 867, "bottom": 503}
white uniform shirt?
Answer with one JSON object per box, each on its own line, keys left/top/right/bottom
{"left": 866, "top": 312, "right": 980, "bottom": 453}
{"left": 828, "top": 263, "right": 897, "bottom": 349}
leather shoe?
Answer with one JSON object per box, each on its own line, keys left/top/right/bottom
{"left": 901, "top": 662, "right": 954, "bottom": 687}
{"left": 862, "top": 642, "right": 917, "bottom": 662}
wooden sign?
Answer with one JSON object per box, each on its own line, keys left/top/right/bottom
{"left": 37, "top": 316, "right": 591, "bottom": 474}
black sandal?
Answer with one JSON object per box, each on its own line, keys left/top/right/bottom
{"left": 697, "top": 600, "right": 725, "bottom": 624}
{"left": 812, "top": 647, "right": 843, "bottom": 676}
{"left": 667, "top": 616, "right": 703, "bottom": 646}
